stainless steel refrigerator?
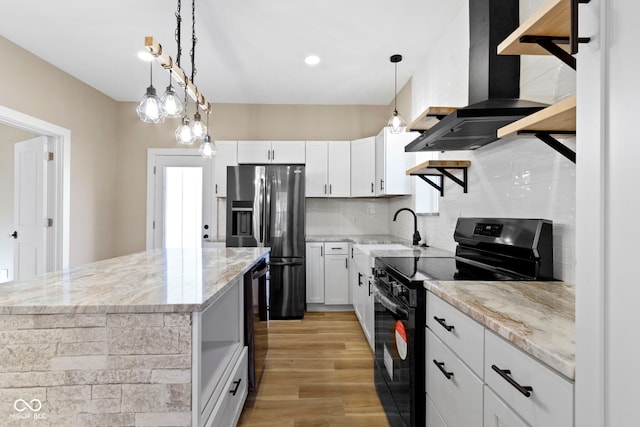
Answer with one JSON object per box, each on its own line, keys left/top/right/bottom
{"left": 226, "top": 165, "right": 305, "bottom": 319}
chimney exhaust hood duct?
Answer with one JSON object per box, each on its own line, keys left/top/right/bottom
{"left": 405, "top": 0, "right": 548, "bottom": 152}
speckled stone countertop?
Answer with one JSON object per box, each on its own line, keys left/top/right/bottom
{"left": 425, "top": 280, "right": 575, "bottom": 379}
{"left": 306, "top": 234, "right": 410, "bottom": 244}
{"left": 0, "top": 247, "right": 269, "bottom": 315}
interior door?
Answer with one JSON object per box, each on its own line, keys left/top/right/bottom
{"left": 152, "top": 154, "right": 213, "bottom": 249}
{"left": 13, "top": 136, "right": 48, "bottom": 280}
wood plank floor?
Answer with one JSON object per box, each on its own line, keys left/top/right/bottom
{"left": 237, "top": 311, "right": 390, "bottom": 427}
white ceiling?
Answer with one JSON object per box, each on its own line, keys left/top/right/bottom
{"left": 0, "top": 0, "right": 448, "bottom": 106}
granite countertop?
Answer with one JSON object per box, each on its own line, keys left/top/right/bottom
{"left": 425, "top": 280, "right": 575, "bottom": 379}
{"left": 306, "top": 234, "right": 410, "bottom": 244}
{"left": 0, "top": 247, "right": 269, "bottom": 315}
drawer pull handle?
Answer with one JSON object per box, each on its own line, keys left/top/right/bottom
{"left": 491, "top": 365, "right": 533, "bottom": 398}
{"left": 433, "top": 316, "right": 455, "bottom": 332}
{"left": 229, "top": 378, "right": 242, "bottom": 396}
{"left": 433, "top": 359, "right": 454, "bottom": 380}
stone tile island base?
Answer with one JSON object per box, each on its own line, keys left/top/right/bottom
{"left": 0, "top": 312, "right": 193, "bottom": 426}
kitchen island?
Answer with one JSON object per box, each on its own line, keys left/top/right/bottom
{"left": 0, "top": 247, "right": 269, "bottom": 427}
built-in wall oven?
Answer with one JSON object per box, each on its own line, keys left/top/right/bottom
{"left": 373, "top": 218, "right": 555, "bottom": 427}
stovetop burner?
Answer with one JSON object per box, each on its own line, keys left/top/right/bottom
{"left": 377, "top": 256, "right": 532, "bottom": 286}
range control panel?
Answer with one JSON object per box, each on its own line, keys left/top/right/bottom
{"left": 473, "top": 223, "right": 503, "bottom": 237}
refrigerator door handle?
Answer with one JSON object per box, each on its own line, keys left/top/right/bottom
{"left": 264, "top": 175, "right": 271, "bottom": 244}
{"left": 259, "top": 177, "right": 265, "bottom": 243}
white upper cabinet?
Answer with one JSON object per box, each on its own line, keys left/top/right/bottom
{"left": 374, "top": 127, "right": 417, "bottom": 196}
{"left": 213, "top": 140, "right": 238, "bottom": 198}
{"left": 237, "top": 141, "right": 305, "bottom": 164}
{"left": 305, "top": 141, "right": 351, "bottom": 197}
{"left": 350, "top": 136, "right": 376, "bottom": 197}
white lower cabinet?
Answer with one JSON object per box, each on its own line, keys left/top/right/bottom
{"left": 351, "top": 245, "right": 374, "bottom": 350}
{"left": 484, "top": 330, "right": 574, "bottom": 427}
{"left": 324, "top": 243, "right": 349, "bottom": 304}
{"left": 484, "top": 385, "right": 529, "bottom": 427}
{"left": 425, "top": 328, "right": 483, "bottom": 427}
{"left": 204, "top": 347, "right": 248, "bottom": 427}
{"left": 425, "top": 291, "right": 575, "bottom": 427}
{"left": 426, "top": 393, "right": 448, "bottom": 427}
{"left": 306, "top": 241, "right": 350, "bottom": 306}
{"left": 305, "top": 242, "right": 325, "bottom": 303}
{"left": 193, "top": 277, "right": 246, "bottom": 427}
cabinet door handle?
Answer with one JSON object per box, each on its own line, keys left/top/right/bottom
{"left": 271, "top": 149, "right": 275, "bottom": 161}
{"left": 433, "top": 316, "right": 455, "bottom": 332}
{"left": 368, "top": 279, "right": 372, "bottom": 296}
{"left": 229, "top": 378, "right": 242, "bottom": 396}
{"left": 433, "top": 359, "right": 454, "bottom": 380}
{"left": 371, "top": 182, "right": 374, "bottom": 193}
{"left": 329, "top": 184, "right": 332, "bottom": 194}
{"left": 345, "top": 258, "right": 348, "bottom": 269}
{"left": 267, "top": 149, "right": 271, "bottom": 160}
{"left": 380, "top": 179, "right": 384, "bottom": 191}
{"left": 215, "top": 183, "right": 218, "bottom": 194}
{"left": 491, "top": 365, "right": 533, "bottom": 398}
{"left": 358, "top": 272, "right": 362, "bottom": 286}
{"left": 324, "top": 184, "right": 327, "bottom": 194}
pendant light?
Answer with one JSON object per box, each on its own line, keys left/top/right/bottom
{"left": 161, "top": 71, "right": 184, "bottom": 118}
{"left": 388, "top": 54, "right": 406, "bottom": 134}
{"left": 136, "top": 62, "right": 165, "bottom": 123}
{"left": 191, "top": 111, "right": 207, "bottom": 140}
{"left": 199, "top": 111, "right": 216, "bottom": 158}
{"left": 175, "top": 90, "right": 195, "bottom": 145}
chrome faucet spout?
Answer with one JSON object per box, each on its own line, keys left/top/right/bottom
{"left": 392, "top": 208, "right": 422, "bottom": 246}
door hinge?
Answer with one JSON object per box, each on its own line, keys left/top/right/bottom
{"left": 47, "top": 152, "right": 54, "bottom": 161}
{"left": 44, "top": 218, "right": 53, "bottom": 227}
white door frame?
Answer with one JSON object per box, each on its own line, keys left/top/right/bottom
{"left": 146, "top": 148, "right": 214, "bottom": 250}
{"left": 0, "top": 105, "right": 70, "bottom": 271}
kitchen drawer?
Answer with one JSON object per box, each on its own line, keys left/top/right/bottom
{"left": 426, "top": 291, "right": 484, "bottom": 377}
{"left": 204, "top": 346, "right": 248, "bottom": 427}
{"left": 425, "top": 328, "right": 483, "bottom": 427}
{"left": 324, "top": 242, "right": 348, "bottom": 255}
{"left": 425, "top": 393, "right": 447, "bottom": 427}
{"left": 485, "top": 330, "right": 573, "bottom": 427}
{"left": 484, "top": 385, "right": 529, "bottom": 427}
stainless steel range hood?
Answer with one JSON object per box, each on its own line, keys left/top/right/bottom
{"left": 405, "top": 0, "right": 548, "bottom": 152}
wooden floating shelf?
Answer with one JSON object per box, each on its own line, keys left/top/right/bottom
{"left": 407, "top": 160, "right": 471, "bottom": 197}
{"left": 498, "top": 0, "right": 573, "bottom": 56}
{"left": 498, "top": 96, "right": 576, "bottom": 138}
{"left": 406, "top": 160, "right": 471, "bottom": 175}
{"left": 407, "top": 106, "right": 458, "bottom": 132}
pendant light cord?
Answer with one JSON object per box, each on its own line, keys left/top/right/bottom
{"left": 175, "top": 0, "right": 182, "bottom": 68}
{"left": 190, "top": 0, "right": 197, "bottom": 83}
{"left": 149, "top": 61, "right": 153, "bottom": 87}
{"left": 394, "top": 61, "right": 398, "bottom": 113}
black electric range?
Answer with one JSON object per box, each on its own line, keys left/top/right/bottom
{"left": 372, "top": 217, "right": 555, "bottom": 427}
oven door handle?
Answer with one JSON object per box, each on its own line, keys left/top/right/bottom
{"left": 374, "top": 287, "right": 409, "bottom": 320}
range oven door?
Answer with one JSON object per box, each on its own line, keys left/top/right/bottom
{"left": 374, "top": 285, "right": 414, "bottom": 427}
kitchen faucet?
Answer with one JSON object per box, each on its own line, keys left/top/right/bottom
{"left": 393, "top": 208, "right": 422, "bottom": 246}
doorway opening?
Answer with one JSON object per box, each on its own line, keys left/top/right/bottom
{"left": 146, "top": 149, "right": 215, "bottom": 250}
{"left": 0, "top": 105, "right": 69, "bottom": 282}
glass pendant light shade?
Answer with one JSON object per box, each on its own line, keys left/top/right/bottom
{"left": 161, "top": 84, "right": 184, "bottom": 118}
{"left": 388, "top": 109, "right": 406, "bottom": 133}
{"left": 199, "top": 135, "right": 216, "bottom": 158}
{"left": 175, "top": 117, "right": 195, "bottom": 145}
{"left": 137, "top": 85, "right": 165, "bottom": 123}
{"left": 191, "top": 111, "right": 207, "bottom": 140}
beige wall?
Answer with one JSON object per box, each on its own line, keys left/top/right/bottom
{"left": 0, "top": 36, "right": 119, "bottom": 267}
{"left": 114, "top": 102, "right": 390, "bottom": 255}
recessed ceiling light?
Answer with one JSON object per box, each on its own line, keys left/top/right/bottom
{"left": 137, "top": 51, "right": 154, "bottom": 62}
{"left": 305, "top": 55, "right": 320, "bottom": 66}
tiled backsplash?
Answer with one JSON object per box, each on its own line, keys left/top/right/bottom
{"left": 418, "top": 137, "right": 576, "bottom": 283}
